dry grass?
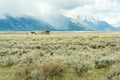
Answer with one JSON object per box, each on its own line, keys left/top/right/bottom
{"left": 0, "top": 32, "right": 120, "bottom": 80}
{"left": 0, "top": 32, "right": 120, "bottom": 39}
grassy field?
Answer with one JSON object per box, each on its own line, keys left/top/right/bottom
{"left": 0, "top": 32, "right": 120, "bottom": 80}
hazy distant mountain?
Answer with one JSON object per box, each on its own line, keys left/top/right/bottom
{"left": 0, "top": 15, "right": 118, "bottom": 31}
{"left": 0, "top": 15, "right": 92, "bottom": 31}
{"left": 66, "top": 15, "right": 117, "bottom": 31}
{"left": 118, "top": 27, "right": 120, "bottom": 30}
{"left": 0, "top": 15, "right": 55, "bottom": 31}
{"left": 45, "top": 15, "right": 92, "bottom": 31}
{"left": 78, "top": 15, "right": 117, "bottom": 31}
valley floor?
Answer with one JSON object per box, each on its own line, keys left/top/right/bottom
{"left": 0, "top": 32, "right": 120, "bottom": 80}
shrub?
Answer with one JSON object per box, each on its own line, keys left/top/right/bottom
{"left": 11, "top": 60, "right": 66, "bottom": 80}
{"left": 12, "top": 63, "right": 44, "bottom": 80}
{"left": 2, "top": 57, "right": 14, "bottom": 67}
{"left": 42, "top": 60, "right": 66, "bottom": 79}
{"left": 90, "top": 42, "right": 106, "bottom": 49}
{"left": 71, "top": 58, "right": 93, "bottom": 76}
{"left": 0, "top": 50, "right": 9, "bottom": 56}
{"left": 95, "top": 54, "right": 120, "bottom": 69}
{"left": 95, "top": 58, "right": 113, "bottom": 69}
{"left": 106, "top": 64, "right": 120, "bottom": 80}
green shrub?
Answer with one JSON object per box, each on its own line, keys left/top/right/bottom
{"left": 106, "top": 64, "right": 120, "bottom": 80}
{"left": 2, "top": 57, "right": 14, "bottom": 67}
{"left": 12, "top": 64, "right": 44, "bottom": 80}
{"left": 12, "top": 61, "right": 66, "bottom": 80}
{"left": 95, "top": 58, "right": 113, "bottom": 68}
{"left": 95, "top": 54, "right": 120, "bottom": 69}
{"left": 71, "top": 58, "right": 93, "bottom": 76}
{"left": 90, "top": 42, "right": 106, "bottom": 49}
{"left": 42, "top": 61, "right": 66, "bottom": 79}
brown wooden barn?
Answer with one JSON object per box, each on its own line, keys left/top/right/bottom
{"left": 41, "top": 30, "right": 50, "bottom": 34}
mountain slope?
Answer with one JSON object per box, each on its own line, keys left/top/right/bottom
{"left": 66, "top": 15, "right": 117, "bottom": 31}
{"left": 44, "top": 15, "right": 92, "bottom": 31}
{"left": 0, "top": 15, "right": 118, "bottom": 31}
{"left": 0, "top": 15, "right": 93, "bottom": 31}
{"left": 0, "top": 15, "right": 55, "bottom": 31}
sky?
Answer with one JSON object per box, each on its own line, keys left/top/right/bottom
{"left": 0, "top": 0, "right": 120, "bottom": 27}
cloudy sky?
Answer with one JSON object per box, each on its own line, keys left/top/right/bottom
{"left": 0, "top": 0, "right": 120, "bottom": 26}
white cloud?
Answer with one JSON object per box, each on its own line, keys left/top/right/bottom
{"left": 0, "top": 0, "right": 36, "bottom": 18}
{"left": 64, "top": 0, "right": 120, "bottom": 26}
{"left": 0, "top": 0, "right": 120, "bottom": 26}
{"left": 37, "top": 0, "right": 94, "bottom": 9}
{"left": 0, "top": 0, "right": 94, "bottom": 18}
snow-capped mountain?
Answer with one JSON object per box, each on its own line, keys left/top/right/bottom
{"left": 0, "top": 15, "right": 118, "bottom": 31}
{"left": 77, "top": 15, "right": 98, "bottom": 24}
{"left": 0, "top": 15, "right": 92, "bottom": 31}
{"left": 65, "top": 15, "right": 117, "bottom": 31}
{"left": 44, "top": 15, "right": 92, "bottom": 31}
{"left": 112, "top": 23, "right": 120, "bottom": 30}
{"left": 78, "top": 15, "right": 117, "bottom": 31}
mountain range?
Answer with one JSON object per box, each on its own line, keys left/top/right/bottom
{"left": 0, "top": 15, "right": 119, "bottom": 31}
{"left": 67, "top": 15, "right": 118, "bottom": 31}
{"left": 0, "top": 15, "right": 55, "bottom": 31}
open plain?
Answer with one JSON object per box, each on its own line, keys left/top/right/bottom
{"left": 0, "top": 32, "right": 120, "bottom": 80}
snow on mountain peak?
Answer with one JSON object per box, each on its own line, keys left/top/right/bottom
{"left": 63, "top": 14, "right": 99, "bottom": 23}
